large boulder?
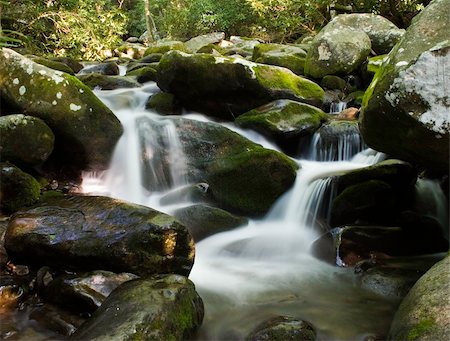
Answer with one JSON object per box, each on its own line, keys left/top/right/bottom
{"left": 0, "top": 162, "right": 41, "bottom": 213}
{"left": 5, "top": 195, "right": 195, "bottom": 276}
{"left": 359, "top": 0, "right": 450, "bottom": 173}
{"left": 185, "top": 32, "right": 225, "bottom": 53}
{"left": 156, "top": 51, "right": 324, "bottom": 118}
{"left": 144, "top": 40, "right": 188, "bottom": 56}
{"left": 0, "top": 48, "right": 123, "bottom": 170}
{"left": 71, "top": 275, "right": 204, "bottom": 341}
{"left": 304, "top": 21, "right": 372, "bottom": 79}
{"left": 388, "top": 255, "right": 450, "bottom": 341}
{"left": 328, "top": 14, "right": 404, "bottom": 55}
{"left": 0, "top": 114, "right": 54, "bottom": 166}
{"left": 252, "top": 43, "right": 308, "bottom": 75}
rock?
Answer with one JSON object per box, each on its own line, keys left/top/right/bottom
{"left": 304, "top": 21, "right": 372, "bottom": 78}
{"left": 171, "top": 117, "right": 298, "bottom": 216}
{"left": 146, "top": 92, "right": 182, "bottom": 115}
{"left": 226, "top": 36, "right": 262, "bottom": 57}
{"left": 173, "top": 204, "right": 248, "bottom": 241}
{"left": 246, "top": 316, "right": 316, "bottom": 341}
{"left": 185, "top": 32, "right": 226, "bottom": 53}
{"left": 0, "top": 217, "right": 8, "bottom": 268}
{"left": 388, "top": 255, "right": 450, "bottom": 341}
{"left": 71, "top": 275, "right": 204, "bottom": 341}
{"left": 157, "top": 51, "right": 324, "bottom": 118}
{"left": 43, "top": 270, "right": 138, "bottom": 313}
{"left": 328, "top": 13, "right": 404, "bottom": 55}
{"left": 77, "top": 73, "right": 141, "bottom": 90}
{"left": 29, "top": 56, "right": 75, "bottom": 75}
{"left": 321, "top": 75, "right": 347, "bottom": 91}
{"left": 310, "top": 120, "right": 364, "bottom": 161}
{"left": 366, "top": 55, "right": 388, "bottom": 75}
{"left": 235, "top": 100, "right": 328, "bottom": 154}
{"left": 0, "top": 48, "right": 123, "bottom": 170}
{"left": 159, "top": 183, "right": 211, "bottom": 206}
{"left": 50, "top": 57, "right": 84, "bottom": 74}
{"left": 337, "top": 107, "right": 359, "bottom": 120}
{"left": 0, "top": 114, "right": 54, "bottom": 166}
{"left": 78, "top": 61, "right": 119, "bottom": 75}
{"left": 0, "top": 162, "right": 40, "bottom": 213}
{"left": 115, "top": 42, "right": 147, "bottom": 60}
{"left": 125, "top": 66, "right": 157, "bottom": 83}
{"left": 5, "top": 195, "right": 194, "bottom": 276}
{"left": 144, "top": 40, "right": 187, "bottom": 56}
{"left": 252, "top": 43, "right": 308, "bottom": 75}
{"left": 359, "top": 0, "right": 449, "bottom": 173}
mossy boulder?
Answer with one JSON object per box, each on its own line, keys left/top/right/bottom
{"left": 388, "top": 255, "right": 450, "bottom": 341}
{"left": 185, "top": 32, "right": 225, "bottom": 53}
{"left": 246, "top": 316, "right": 316, "bottom": 341}
{"left": 157, "top": 51, "right": 324, "bottom": 118}
{"left": 235, "top": 99, "right": 327, "bottom": 153}
{"left": 5, "top": 195, "right": 195, "bottom": 276}
{"left": 50, "top": 57, "right": 83, "bottom": 74}
{"left": 29, "top": 56, "right": 75, "bottom": 75}
{"left": 0, "top": 114, "right": 54, "bottom": 166}
{"left": 78, "top": 61, "right": 119, "bottom": 75}
{"left": 173, "top": 204, "right": 248, "bottom": 242}
{"left": 304, "top": 22, "right": 371, "bottom": 79}
{"left": 359, "top": 0, "right": 450, "bottom": 173}
{"left": 320, "top": 75, "right": 347, "bottom": 91}
{"left": 0, "top": 162, "right": 41, "bottom": 213}
{"left": 144, "top": 40, "right": 188, "bottom": 56}
{"left": 77, "top": 73, "right": 141, "bottom": 90}
{"left": 161, "top": 117, "right": 297, "bottom": 216}
{"left": 0, "top": 48, "right": 123, "bottom": 170}
{"left": 125, "top": 65, "right": 157, "bottom": 83}
{"left": 71, "top": 275, "right": 204, "bottom": 341}
{"left": 328, "top": 13, "right": 404, "bottom": 55}
{"left": 223, "top": 36, "right": 262, "bottom": 57}
{"left": 145, "top": 92, "right": 182, "bottom": 115}
{"left": 252, "top": 43, "right": 308, "bottom": 75}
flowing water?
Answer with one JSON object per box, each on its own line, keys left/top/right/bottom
{"left": 80, "top": 85, "right": 408, "bottom": 340}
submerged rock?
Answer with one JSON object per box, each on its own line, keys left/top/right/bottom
{"left": 0, "top": 48, "right": 123, "bottom": 170}
{"left": 5, "top": 195, "right": 195, "bottom": 276}
{"left": 0, "top": 162, "right": 40, "bottom": 213}
{"left": 388, "top": 255, "right": 450, "bottom": 341}
{"left": 156, "top": 51, "right": 324, "bottom": 118}
{"left": 173, "top": 204, "right": 248, "bottom": 241}
{"left": 71, "top": 275, "right": 204, "bottom": 340}
{"left": 246, "top": 316, "right": 316, "bottom": 341}
{"left": 359, "top": 0, "right": 450, "bottom": 172}
{"left": 0, "top": 114, "right": 54, "bottom": 166}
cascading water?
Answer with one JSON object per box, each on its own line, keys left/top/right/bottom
{"left": 81, "top": 85, "right": 397, "bottom": 340}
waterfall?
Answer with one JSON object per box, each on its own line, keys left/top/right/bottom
{"left": 80, "top": 84, "right": 396, "bottom": 340}
{"left": 329, "top": 101, "right": 347, "bottom": 114}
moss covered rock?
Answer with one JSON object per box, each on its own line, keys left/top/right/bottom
{"left": 78, "top": 61, "right": 119, "bottom": 75}
{"left": 144, "top": 40, "right": 188, "bottom": 56}
{"left": 77, "top": 73, "right": 141, "bottom": 90}
{"left": 157, "top": 51, "right": 324, "bottom": 118}
{"left": 71, "top": 275, "right": 204, "bottom": 341}
{"left": 252, "top": 43, "right": 308, "bottom": 75}
{"left": 304, "top": 22, "right": 371, "bottom": 79}
{"left": 388, "top": 255, "right": 450, "bottom": 341}
{"left": 5, "top": 195, "right": 195, "bottom": 276}
{"left": 173, "top": 204, "right": 248, "bottom": 241}
{"left": 29, "top": 56, "right": 75, "bottom": 75}
{"left": 125, "top": 65, "right": 157, "bottom": 83}
{"left": 0, "top": 48, "right": 123, "bottom": 170}
{"left": 359, "top": 0, "right": 450, "bottom": 173}
{"left": 246, "top": 316, "right": 316, "bottom": 341}
{"left": 185, "top": 32, "right": 225, "bottom": 53}
{"left": 0, "top": 114, "right": 54, "bottom": 166}
{"left": 0, "top": 162, "right": 41, "bottom": 213}
{"left": 146, "top": 92, "right": 182, "bottom": 115}
{"left": 50, "top": 57, "right": 83, "bottom": 74}
{"left": 235, "top": 99, "right": 327, "bottom": 153}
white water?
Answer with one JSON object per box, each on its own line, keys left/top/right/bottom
{"left": 81, "top": 84, "right": 397, "bottom": 340}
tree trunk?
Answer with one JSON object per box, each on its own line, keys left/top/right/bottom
{"left": 144, "top": 0, "right": 159, "bottom": 42}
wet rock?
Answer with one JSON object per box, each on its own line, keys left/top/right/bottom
{"left": 156, "top": 50, "right": 324, "bottom": 118}
{"left": 159, "top": 183, "right": 211, "bottom": 206}
{"left": 252, "top": 43, "right": 308, "bottom": 75}
{"left": 126, "top": 66, "right": 157, "bottom": 83}
{"left": 5, "top": 195, "right": 195, "bottom": 276}
{"left": 29, "top": 56, "right": 75, "bottom": 75}
{"left": 171, "top": 117, "right": 298, "bottom": 216}
{"left": 144, "top": 40, "right": 188, "bottom": 55}
{"left": 0, "top": 48, "right": 123, "bottom": 170}
{"left": 50, "top": 57, "right": 83, "bottom": 74}
{"left": 0, "top": 114, "right": 54, "bottom": 166}
{"left": 246, "top": 316, "right": 316, "bottom": 341}
{"left": 173, "top": 204, "right": 248, "bottom": 241}
{"left": 0, "top": 163, "right": 40, "bottom": 213}
{"left": 360, "top": 0, "right": 449, "bottom": 173}
{"left": 185, "top": 32, "right": 226, "bottom": 53}
{"left": 71, "top": 275, "right": 204, "bottom": 341}
{"left": 78, "top": 61, "right": 119, "bottom": 75}
{"left": 43, "top": 270, "right": 138, "bottom": 313}
{"left": 337, "top": 107, "right": 359, "bottom": 120}
{"left": 0, "top": 217, "right": 8, "bottom": 268}
{"left": 388, "top": 255, "right": 450, "bottom": 341}
{"left": 304, "top": 21, "right": 371, "bottom": 79}
{"left": 235, "top": 99, "right": 328, "bottom": 154}
{"left": 146, "top": 92, "right": 182, "bottom": 115}
{"left": 77, "top": 73, "right": 141, "bottom": 90}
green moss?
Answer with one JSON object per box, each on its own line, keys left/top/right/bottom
{"left": 407, "top": 319, "right": 435, "bottom": 340}
{"left": 30, "top": 56, "right": 75, "bottom": 75}
{"left": 144, "top": 41, "right": 187, "bottom": 56}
